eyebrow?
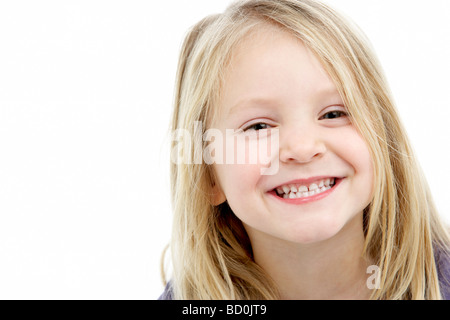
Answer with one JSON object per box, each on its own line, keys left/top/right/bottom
{"left": 227, "top": 98, "right": 278, "bottom": 118}
{"left": 227, "top": 86, "right": 342, "bottom": 117}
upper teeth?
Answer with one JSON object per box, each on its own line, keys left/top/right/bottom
{"left": 276, "top": 178, "right": 336, "bottom": 198}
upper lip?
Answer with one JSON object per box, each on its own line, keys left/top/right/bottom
{"left": 270, "top": 176, "right": 341, "bottom": 191}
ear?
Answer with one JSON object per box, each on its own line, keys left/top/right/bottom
{"left": 211, "top": 181, "right": 226, "bottom": 206}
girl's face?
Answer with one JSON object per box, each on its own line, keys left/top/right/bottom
{"left": 212, "top": 26, "right": 374, "bottom": 245}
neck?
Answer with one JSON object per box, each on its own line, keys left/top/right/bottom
{"left": 247, "top": 213, "right": 373, "bottom": 300}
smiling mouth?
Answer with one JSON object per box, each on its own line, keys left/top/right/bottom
{"left": 273, "top": 178, "right": 338, "bottom": 200}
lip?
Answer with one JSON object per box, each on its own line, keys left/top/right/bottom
{"left": 268, "top": 177, "right": 344, "bottom": 205}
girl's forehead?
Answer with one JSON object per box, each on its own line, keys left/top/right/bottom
{"left": 226, "top": 22, "right": 297, "bottom": 65}
{"left": 225, "top": 23, "right": 332, "bottom": 84}
{"left": 216, "top": 25, "right": 338, "bottom": 115}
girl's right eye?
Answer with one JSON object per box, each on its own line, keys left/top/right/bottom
{"left": 243, "top": 122, "right": 272, "bottom": 132}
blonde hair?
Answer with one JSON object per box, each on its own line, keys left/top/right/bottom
{"left": 163, "top": 0, "right": 450, "bottom": 299}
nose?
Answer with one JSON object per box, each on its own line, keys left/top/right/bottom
{"left": 279, "top": 125, "right": 326, "bottom": 164}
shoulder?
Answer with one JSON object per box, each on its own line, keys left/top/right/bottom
{"left": 158, "top": 281, "right": 173, "bottom": 300}
{"left": 435, "top": 246, "right": 450, "bottom": 300}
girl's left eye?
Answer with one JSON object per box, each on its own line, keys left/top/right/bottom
{"left": 320, "top": 110, "right": 347, "bottom": 120}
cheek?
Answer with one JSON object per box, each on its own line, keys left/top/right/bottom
{"left": 214, "top": 134, "right": 272, "bottom": 196}
{"left": 214, "top": 163, "right": 262, "bottom": 200}
{"left": 331, "top": 127, "right": 373, "bottom": 171}
{"left": 331, "top": 127, "right": 374, "bottom": 202}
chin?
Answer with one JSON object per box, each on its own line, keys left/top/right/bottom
{"left": 283, "top": 214, "right": 350, "bottom": 245}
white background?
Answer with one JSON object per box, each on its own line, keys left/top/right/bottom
{"left": 0, "top": 0, "right": 449, "bottom": 299}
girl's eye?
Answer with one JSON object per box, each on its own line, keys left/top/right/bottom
{"left": 320, "top": 110, "right": 347, "bottom": 120}
{"left": 243, "top": 122, "right": 271, "bottom": 131}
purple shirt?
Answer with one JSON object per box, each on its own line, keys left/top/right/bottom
{"left": 436, "top": 247, "right": 450, "bottom": 300}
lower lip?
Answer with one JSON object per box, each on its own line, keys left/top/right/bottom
{"left": 268, "top": 178, "right": 343, "bottom": 205}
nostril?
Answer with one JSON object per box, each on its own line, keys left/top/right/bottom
{"left": 279, "top": 145, "right": 326, "bottom": 164}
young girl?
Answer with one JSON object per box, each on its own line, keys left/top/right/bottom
{"left": 160, "top": 0, "right": 450, "bottom": 300}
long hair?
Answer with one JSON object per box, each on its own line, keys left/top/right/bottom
{"left": 163, "top": 0, "right": 450, "bottom": 299}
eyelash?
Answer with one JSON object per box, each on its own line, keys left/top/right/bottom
{"left": 243, "top": 122, "right": 272, "bottom": 132}
{"left": 319, "top": 110, "right": 348, "bottom": 120}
